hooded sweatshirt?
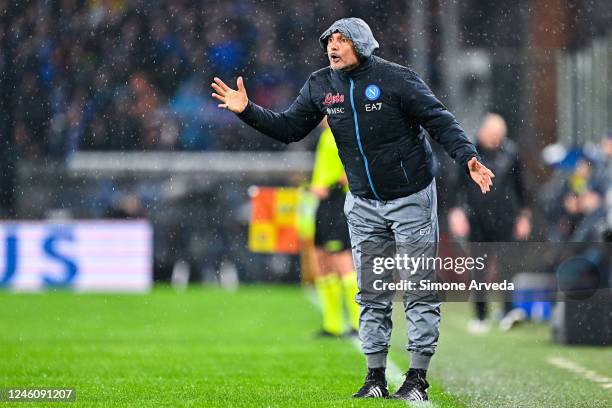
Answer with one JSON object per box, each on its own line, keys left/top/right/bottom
{"left": 237, "top": 18, "right": 479, "bottom": 201}
{"left": 318, "top": 17, "right": 379, "bottom": 59}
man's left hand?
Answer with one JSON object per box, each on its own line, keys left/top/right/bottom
{"left": 467, "top": 157, "right": 495, "bottom": 194}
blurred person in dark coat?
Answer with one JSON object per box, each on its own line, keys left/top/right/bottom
{"left": 449, "top": 113, "right": 531, "bottom": 332}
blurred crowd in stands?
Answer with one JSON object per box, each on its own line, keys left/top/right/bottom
{"left": 540, "top": 135, "right": 612, "bottom": 243}
{"left": 2, "top": 0, "right": 412, "bottom": 157}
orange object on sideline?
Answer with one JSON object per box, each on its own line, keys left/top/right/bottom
{"left": 248, "top": 187, "right": 300, "bottom": 254}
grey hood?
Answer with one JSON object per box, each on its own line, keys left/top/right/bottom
{"left": 319, "top": 17, "right": 379, "bottom": 59}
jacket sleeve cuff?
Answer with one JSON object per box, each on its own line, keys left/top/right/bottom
{"left": 236, "top": 100, "right": 254, "bottom": 120}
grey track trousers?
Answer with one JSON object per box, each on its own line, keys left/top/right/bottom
{"left": 344, "top": 179, "right": 441, "bottom": 366}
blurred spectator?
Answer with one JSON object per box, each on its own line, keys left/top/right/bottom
{"left": 449, "top": 113, "right": 532, "bottom": 331}
{"left": 169, "top": 76, "right": 209, "bottom": 150}
{"left": 539, "top": 132, "right": 611, "bottom": 243}
{"left": 570, "top": 188, "right": 606, "bottom": 242}
{"left": 105, "top": 193, "right": 145, "bottom": 219}
{"left": 450, "top": 113, "right": 531, "bottom": 242}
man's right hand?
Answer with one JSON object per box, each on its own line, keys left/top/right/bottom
{"left": 211, "top": 76, "right": 249, "bottom": 113}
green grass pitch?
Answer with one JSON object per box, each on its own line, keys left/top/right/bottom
{"left": 0, "top": 286, "right": 610, "bottom": 407}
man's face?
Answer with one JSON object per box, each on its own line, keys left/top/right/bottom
{"left": 477, "top": 114, "right": 507, "bottom": 150}
{"left": 326, "top": 32, "right": 359, "bottom": 71}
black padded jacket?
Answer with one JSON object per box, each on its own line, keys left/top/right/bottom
{"left": 237, "top": 55, "right": 480, "bottom": 201}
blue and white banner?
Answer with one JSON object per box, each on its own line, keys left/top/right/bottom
{"left": 0, "top": 220, "right": 153, "bottom": 292}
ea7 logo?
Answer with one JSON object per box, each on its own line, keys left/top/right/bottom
{"left": 365, "top": 103, "right": 382, "bottom": 111}
{"left": 419, "top": 226, "right": 431, "bottom": 236}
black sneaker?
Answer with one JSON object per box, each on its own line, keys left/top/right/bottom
{"left": 352, "top": 368, "right": 389, "bottom": 398}
{"left": 392, "top": 369, "right": 429, "bottom": 401}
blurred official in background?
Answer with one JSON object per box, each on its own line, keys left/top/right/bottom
{"left": 449, "top": 113, "right": 532, "bottom": 332}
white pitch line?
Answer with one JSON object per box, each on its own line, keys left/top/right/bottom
{"left": 306, "top": 288, "right": 436, "bottom": 406}
{"left": 548, "top": 357, "right": 612, "bottom": 390}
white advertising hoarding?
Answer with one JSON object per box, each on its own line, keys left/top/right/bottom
{"left": 0, "top": 220, "right": 153, "bottom": 292}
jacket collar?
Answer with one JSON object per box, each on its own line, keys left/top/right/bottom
{"left": 332, "top": 56, "right": 375, "bottom": 80}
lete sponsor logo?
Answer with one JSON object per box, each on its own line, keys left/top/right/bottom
{"left": 322, "top": 92, "right": 345, "bottom": 106}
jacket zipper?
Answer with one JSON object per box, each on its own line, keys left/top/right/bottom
{"left": 348, "top": 77, "right": 382, "bottom": 200}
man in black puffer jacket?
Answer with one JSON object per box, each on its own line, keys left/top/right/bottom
{"left": 212, "top": 17, "right": 494, "bottom": 401}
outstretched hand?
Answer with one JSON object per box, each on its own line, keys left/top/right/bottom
{"left": 468, "top": 157, "right": 495, "bottom": 194}
{"left": 211, "top": 76, "right": 249, "bottom": 113}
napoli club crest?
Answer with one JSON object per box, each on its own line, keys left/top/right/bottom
{"left": 365, "top": 84, "right": 380, "bottom": 101}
